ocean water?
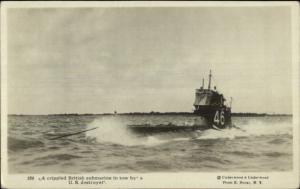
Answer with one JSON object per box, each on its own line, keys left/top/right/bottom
{"left": 7, "top": 115, "right": 292, "bottom": 173}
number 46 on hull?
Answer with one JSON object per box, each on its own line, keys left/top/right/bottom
{"left": 193, "top": 70, "right": 232, "bottom": 129}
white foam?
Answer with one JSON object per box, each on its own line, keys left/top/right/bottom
{"left": 86, "top": 117, "right": 292, "bottom": 145}
{"left": 196, "top": 118, "right": 292, "bottom": 140}
{"left": 240, "top": 119, "right": 292, "bottom": 136}
{"left": 86, "top": 117, "right": 167, "bottom": 146}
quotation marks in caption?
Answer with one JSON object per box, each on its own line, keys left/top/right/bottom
{"left": 27, "top": 175, "right": 143, "bottom": 186}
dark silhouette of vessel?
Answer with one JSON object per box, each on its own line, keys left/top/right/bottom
{"left": 128, "top": 70, "right": 232, "bottom": 134}
{"left": 193, "top": 70, "right": 232, "bottom": 129}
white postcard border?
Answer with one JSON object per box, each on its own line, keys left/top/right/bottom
{"left": 1, "top": 1, "right": 299, "bottom": 189}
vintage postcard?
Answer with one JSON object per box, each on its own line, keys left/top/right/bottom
{"left": 1, "top": 1, "right": 299, "bottom": 188}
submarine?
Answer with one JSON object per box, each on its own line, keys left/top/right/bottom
{"left": 49, "top": 70, "right": 233, "bottom": 140}
{"left": 128, "top": 70, "right": 232, "bottom": 134}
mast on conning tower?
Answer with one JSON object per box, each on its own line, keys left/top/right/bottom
{"left": 208, "top": 70, "right": 212, "bottom": 90}
{"left": 202, "top": 78, "right": 204, "bottom": 88}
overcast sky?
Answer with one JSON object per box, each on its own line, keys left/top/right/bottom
{"left": 7, "top": 7, "right": 292, "bottom": 114}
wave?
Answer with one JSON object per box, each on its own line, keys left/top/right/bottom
{"left": 85, "top": 117, "right": 292, "bottom": 146}
{"left": 86, "top": 117, "right": 167, "bottom": 146}
{"left": 195, "top": 118, "right": 292, "bottom": 140}
{"left": 8, "top": 137, "right": 44, "bottom": 151}
{"left": 263, "top": 152, "right": 290, "bottom": 157}
{"left": 228, "top": 151, "right": 258, "bottom": 158}
{"left": 35, "top": 154, "right": 82, "bottom": 161}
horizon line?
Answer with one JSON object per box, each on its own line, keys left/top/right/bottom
{"left": 8, "top": 112, "right": 292, "bottom": 116}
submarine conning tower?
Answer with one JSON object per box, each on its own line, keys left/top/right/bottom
{"left": 193, "top": 70, "right": 232, "bottom": 129}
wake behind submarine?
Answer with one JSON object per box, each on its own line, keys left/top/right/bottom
{"left": 128, "top": 70, "right": 233, "bottom": 133}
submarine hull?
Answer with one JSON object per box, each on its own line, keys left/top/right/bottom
{"left": 194, "top": 106, "right": 232, "bottom": 129}
{"left": 127, "top": 124, "right": 210, "bottom": 134}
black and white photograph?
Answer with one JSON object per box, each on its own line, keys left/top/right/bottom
{"left": 1, "top": 1, "right": 299, "bottom": 188}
